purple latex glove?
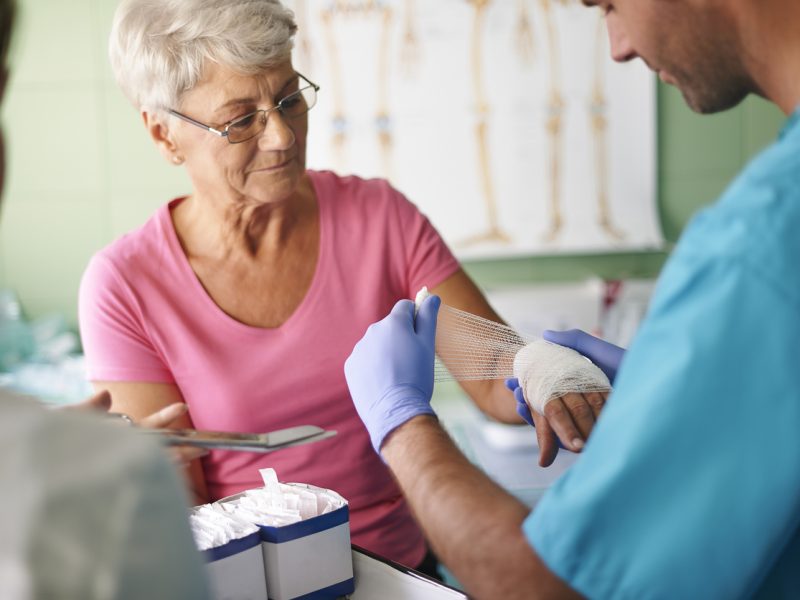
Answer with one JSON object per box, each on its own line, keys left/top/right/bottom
{"left": 543, "top": 329, "right": 626, "bottom": 384}
{"left": 344, "top": 295, "right": 440, "bottom": 454}
{"left": 505, "top": 377, "right": 534, "bottom": 426}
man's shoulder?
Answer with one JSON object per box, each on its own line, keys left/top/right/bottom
{"left": 675, "top": 132, "right": 800, "bottom": 307}
{"left": 684, "top": 171, "right": 800, "bottom": 252}
{"left": 737, "top": 121, "right": 800, "bottom": 195}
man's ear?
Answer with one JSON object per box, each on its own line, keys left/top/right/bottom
{"left": 142, "top": 110, "right": 184, "bottom": 165}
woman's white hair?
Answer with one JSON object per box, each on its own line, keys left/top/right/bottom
{"left": 109, "top": 0, "right": 297, "bottom": 113}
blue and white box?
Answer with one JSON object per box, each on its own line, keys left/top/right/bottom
{"left": 256, "top": 482, "right": 353, "bottom": 599}
{"left": 218, "top": 470, "right": 354, "bottom": 600}
{"left": 190, "top": 506, "right": 267, "bottom": 600}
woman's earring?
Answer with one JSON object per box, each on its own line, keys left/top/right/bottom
{"left": 172, "top": 155, "right": 183, "bottom": 165}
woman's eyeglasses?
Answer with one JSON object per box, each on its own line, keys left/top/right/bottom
{"left": 169, "top": 73, "right": 319, "bottom": 144}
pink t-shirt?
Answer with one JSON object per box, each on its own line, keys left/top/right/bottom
{"left": 79, "top": 170, "right": 460, "bottom": 567}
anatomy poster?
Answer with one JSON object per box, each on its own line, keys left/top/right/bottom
{"left": 288, "top": 1, "right": 662, "bottom": 258}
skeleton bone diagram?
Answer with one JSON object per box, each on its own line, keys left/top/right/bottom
{"left": 289, "top": 0, "right": 661, "bottom": 257}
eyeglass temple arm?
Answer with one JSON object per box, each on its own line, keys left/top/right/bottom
{"left": 168, "top": 109, "right": 227, "bottom": 138}
{"left": 297, "top": 71, "right": 320, "bottom": 92}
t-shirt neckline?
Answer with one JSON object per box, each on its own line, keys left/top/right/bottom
{"left": 158, "top": 174, "right": 328, "bottom": 335}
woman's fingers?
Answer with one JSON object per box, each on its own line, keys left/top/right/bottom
{"left": 543, "top": 391, "right": 609, "bottom": 451}
{"left": 139, "top": 404, "right": 209, "bottom": 465}
{"left": 561, "top": 393, "right": 596, "bottom": 440}
{"left": 67, "top": 396, "right": 207, "bottom": 465}
{"left": 543, "top": 397, "right": 585, "bottom": 452}
{"left": 583, "top": 391, "right": 607, "bottom": 419}
{"left": 139, "top": 402, "right": 189, "bottom": 429}
{"left": 531, "top": 411, "right": 559, "bottom": 467}
{"left": 170, "top": 446, "right": 209, "bottom": 466}
{"left": 68, "top": 389, "right": 112, "bottom": 413}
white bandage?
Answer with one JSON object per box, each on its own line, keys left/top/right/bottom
{"left": 414, "top": 286, "right": 430, "bottom": 316}
{"left": 513, "top": 340, "right": 610, "bottom": 415}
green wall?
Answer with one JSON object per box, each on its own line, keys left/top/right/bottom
{"left": 0, "top": 1, "right": 786, "bottom": 328}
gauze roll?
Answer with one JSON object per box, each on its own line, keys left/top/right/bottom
{"left": 208, "top": 468, "right": 347, "bottom": 529}
{"left": 190, "top": 504, "right": 259, "bottom": 551}
{"left": 513, "top": 340, "right": 610, "bottom": 415}
{"left": 415, "top": 287, "right": 612, "bottom": 411}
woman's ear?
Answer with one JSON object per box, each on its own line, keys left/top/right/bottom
{"left": 143, "top": 111, "right": 184, "bottom": 165}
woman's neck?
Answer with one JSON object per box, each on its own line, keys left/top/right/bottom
{"left": 173, "top": 177, "right": 315, "bottom": 262}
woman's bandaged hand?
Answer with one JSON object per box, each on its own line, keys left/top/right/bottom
{"left": 510, "top": 339, "right": 612, "bottom": 465}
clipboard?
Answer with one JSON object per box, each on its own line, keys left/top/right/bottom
{"left": 149, "top": 424, "right": 337, "bottom": 453}
{"left": 351, "top": 545, "right": 466, "bottom": 599}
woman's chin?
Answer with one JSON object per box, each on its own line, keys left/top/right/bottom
{"left": 242, "top": 167, "right": 304, "bottom": 201}
{"left": 245, "top": 185, "right": 300, "bottom": 207}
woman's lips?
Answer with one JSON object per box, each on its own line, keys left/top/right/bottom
{"left": 250, "top": 157, "right": 294, "bottom": 173}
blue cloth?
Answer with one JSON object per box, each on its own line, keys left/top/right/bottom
{"left": 524, "top": 107, "right": 800, "bottom": 600}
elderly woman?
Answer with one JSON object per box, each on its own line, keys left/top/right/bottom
{"left": 80, "top": 0, "right": 596, "bottom": 573}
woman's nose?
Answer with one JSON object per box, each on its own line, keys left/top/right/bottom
{"left": 258, "top": 111, "right": 296, "bottom": 151}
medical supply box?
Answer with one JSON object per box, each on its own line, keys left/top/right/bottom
{"left": 192, "top": 471, "right": 354, "bottom": 600}
{"left": 203, "top": 530, "right": 267, "bottom": 600}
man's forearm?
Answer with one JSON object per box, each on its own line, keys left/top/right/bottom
{"left": 382, "top": 416, "right": 579, "bottom": 600}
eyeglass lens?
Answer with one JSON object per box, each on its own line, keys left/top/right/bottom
{"left": 226, "top": 85, "right": 317, "bottom": 143}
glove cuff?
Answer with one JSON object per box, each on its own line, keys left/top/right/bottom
{"left": 370, "top": 385, "right": 437, "bottom": 455}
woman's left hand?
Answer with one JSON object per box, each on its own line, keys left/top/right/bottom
{"left": 136, "top": 402, "right": 209, "bottom": 466}
{"left": 67, "top": 391, "right": 208, "bottom": 466}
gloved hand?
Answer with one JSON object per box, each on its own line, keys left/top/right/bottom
{"left": 543, "top": 329, "right": 626, "bottom": 383}
{"left": 345, "top": 295, "right": 440, "bottom": 454}
{"left": 505, "top": 377, "right": 534, "bottom": 426}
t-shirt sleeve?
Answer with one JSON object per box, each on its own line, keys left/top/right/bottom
{"left": 524, "top": 242, "right": 800, "bottom": 598}
{"left": 387, "top": 185, "right": 461, "bottom": 296}
{"left": 79, "top": 254, "right": 175, "bottom": 383}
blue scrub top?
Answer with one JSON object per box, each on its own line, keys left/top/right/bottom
{"left": 525, "top": 107, "right": 800, "bottom": 600}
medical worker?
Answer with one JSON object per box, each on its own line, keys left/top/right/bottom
{"left": 345, "top": 0, "right": 800, "bottom": 598}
